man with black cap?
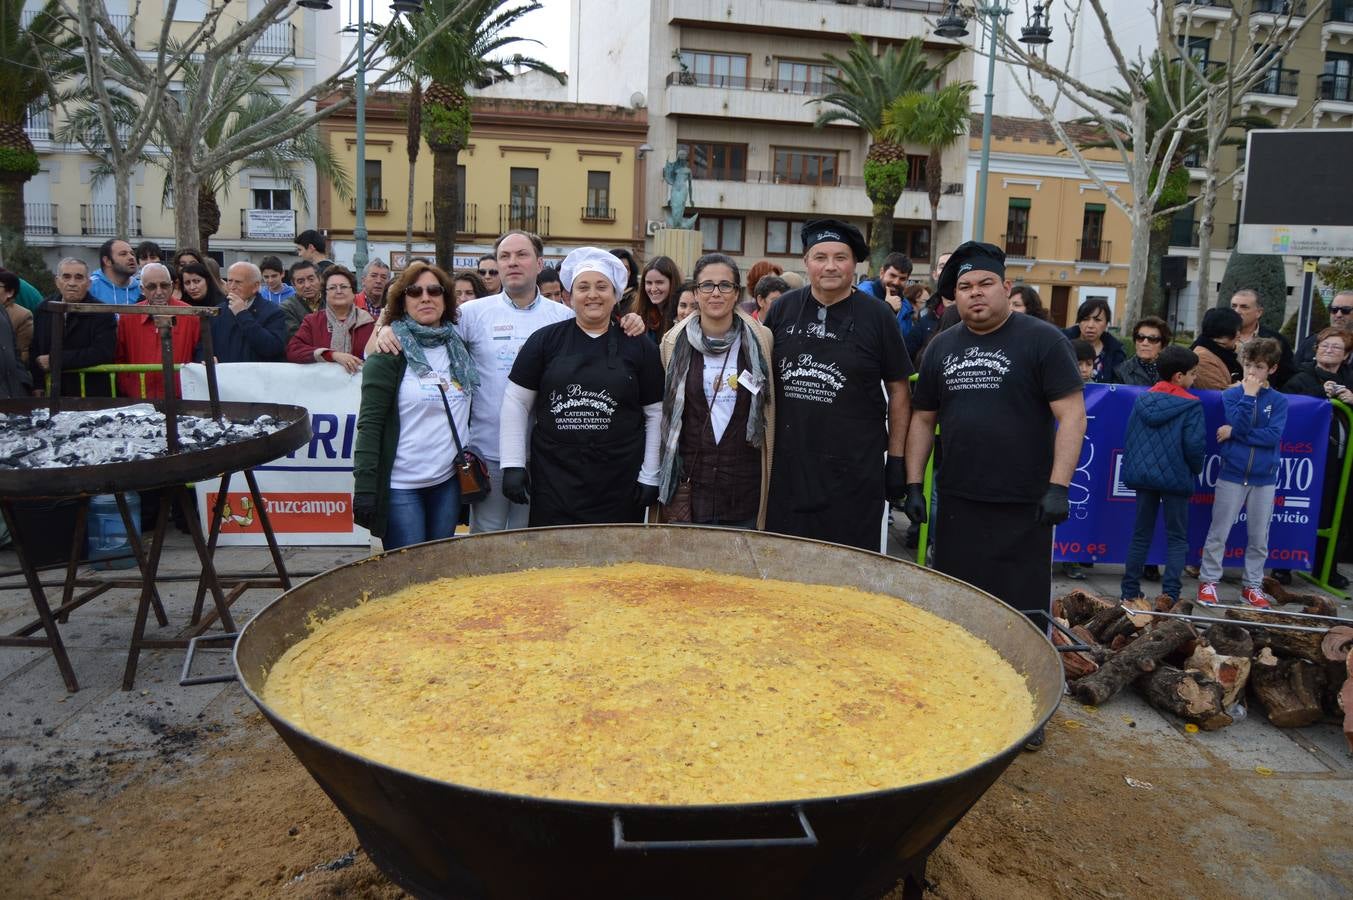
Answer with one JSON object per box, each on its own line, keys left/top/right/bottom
{"left": 904, "top": 241, "right": 1086, "bottom": 620}
{"left": 761, "top": 219, "right": 914, "bottom": 551}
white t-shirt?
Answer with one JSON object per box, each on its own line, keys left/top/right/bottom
{"left": 457, "top": 292, "right": 574, "bottom": 460}
{"left": 700, "top": 335, "right": 741, "bottom": 444}
{"left": 390, "top": 345, "right": 471, "bottom": 490}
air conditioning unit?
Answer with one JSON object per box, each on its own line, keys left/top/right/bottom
{"left": 646, "top": 220, "right": 664, "bottom": 236}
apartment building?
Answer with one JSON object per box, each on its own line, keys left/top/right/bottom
{"left": 564, "top": 0, "right": 970, "bottom": 271}
{"left": 966, "top": 116, "right": 1132, "bottom": 328}
{"left": 1164, "top": 0, "right": 1353, "bottom": 316}
{"left": 21, "top": 0, "right": 339, "bottom": 266}
{"left": 315, "top": 93, "right": 647, "bottom": 268}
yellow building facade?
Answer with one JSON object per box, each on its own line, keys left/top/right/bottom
{"left": 965, "top": 116, "right": 1133, "bottom": 329}
{"left": 317, "top": 94, "right": 648, "bottom": 270}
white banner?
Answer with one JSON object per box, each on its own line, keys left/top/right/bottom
{"left": 244, "top": 209, "right": 298, "bottom": 239}
{"left": 181, "top": 362, "right": 369, "bottom": 546}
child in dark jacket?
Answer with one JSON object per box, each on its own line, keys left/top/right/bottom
{"left": 1120, "top": 345, "right": 1205, "bottom": 603}
{"left": 1198, "top": 338, "right": 1288, "bottom": 608}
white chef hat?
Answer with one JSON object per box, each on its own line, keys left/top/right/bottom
{"left": 559, "top": 247, "right": 627, "bottom": 296}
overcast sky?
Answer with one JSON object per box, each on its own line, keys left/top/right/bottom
{"left": 354, "top": 0, "right": 572, "bottom": 74}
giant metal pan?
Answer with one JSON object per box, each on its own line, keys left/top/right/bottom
{"left": 233, "top": 525, "right": 1064, "bottom": 900}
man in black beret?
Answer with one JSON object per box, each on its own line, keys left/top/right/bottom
{"left": 904, "top": 240, "right": 1086, "bottom": 626}
{"left": 761, "top": 219, "right": 914, "bottom": 551}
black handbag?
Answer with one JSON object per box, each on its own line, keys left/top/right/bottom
{"left": 436, "top": 382, "right": 491, "bottom": 505}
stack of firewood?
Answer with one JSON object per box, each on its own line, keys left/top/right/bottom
{"left": 1051, "top": 576, "right": 1353, "bottom": 747}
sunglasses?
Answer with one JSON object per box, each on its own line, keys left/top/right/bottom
{"left": 405, "top": 284, "right": 446, "bottom": 299}
{"left": 1133, "top": 334, "right": 1163, "bottom": 344}
{"left": 1331, "top": 306, "right": 1352, "bottom": 315}
{"left": 478, "top": 268, "right": 499, "bottom": 277}
{"left": 141, "top": 281, "right": 172, "bottom": 291}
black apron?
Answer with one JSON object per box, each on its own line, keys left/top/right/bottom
{"left": 934, "top": 494, "right": 1053, "bottom": 619}
{"left": 528, "top": 324, "right": 646, "bottom": 526}
{"left": 766, "top": 292, "right": 886, "bottom": 551}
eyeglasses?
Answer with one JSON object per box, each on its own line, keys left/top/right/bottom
{"left": 1331, "top": 306, "right": 1353, "bottom": 316}
{"left": 1317, "top": 340, "right": 1349, "bottom": 352}
{"left": 696, "top": 280, "right": 739, "bottom": 295}
{"left": 478, "top": 268, "right": 498, "bottom": 277}
{"left": 142, "top": 281, "right": 172, "bottom": 291}
{"left": 326, "top": 283, "right": 353, "bottom": 293}
{"left": 405, "top": 284, "right": 446, "bottom": 299}
{"left": 1134, "top": 334, "right": 1163, "bottom": 344}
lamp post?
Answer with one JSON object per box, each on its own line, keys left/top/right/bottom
{"left": 934, "top": 1, "right": 1053, "bottom": 243}
{"left": 299, "top": 0, "right": 423, "bottom": 273}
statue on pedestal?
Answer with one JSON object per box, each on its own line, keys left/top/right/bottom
{"left": 662, "top": 147, "right": 699, "bottom": 230}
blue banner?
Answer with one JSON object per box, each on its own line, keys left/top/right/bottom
{"left": 1055, "top": 383, "right": 1332, "bottom": 569}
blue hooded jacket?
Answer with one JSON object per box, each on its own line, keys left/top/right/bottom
{"left": 1122, "top": 384, "right": 1206, "bottom": 495}
{"left": 87, "top": 270, "right": 141, "bottom": 304}
{"left": 1218, "top": 384, "right": 1288, "bottom": 486}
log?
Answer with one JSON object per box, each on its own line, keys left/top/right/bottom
{"left": 1321, "top": 626, "right": 1353, "bottom": 663}
{"left": 1085, "top": 604, "right": 1127, "bottom": 642}
{"left": 1262, "top": 576, "right": 1338, "bottom": 616}
{"left": 1072, "top": 619, "right": 1196, "bottom": 706}
{"left": 1055, "top": 589, "right": 1114, "bottom": 628}
{"left": 1185, "top": 644, "right": 1251, "bottom": 707}
{"left": 1051, "top": 617, "right": 1099, "bottom": 680}
{"left": 1205, "top": 623, "right": 1254, "bottom": 658}
{"left": 1340, "top": 679, "right": 1353, "bottom": 753}
{"left": 1249, "top": 651, "right": 1325, "bottom": 728}
{"left": 1224, "top": 606, "right": 1328, "bottom": 663}
{"left": 1122, "top": 597, "right": 1155, "bottom": 629}
{"left": 1136, "top": 665, "right": 1233, "bottom": 731}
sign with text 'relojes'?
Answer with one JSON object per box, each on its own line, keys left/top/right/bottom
{"left": 1054, "top": 383, "right": 1332, "bottom": 569}
{"left": 181, "top": 363, "right": 368, "bottom": 546}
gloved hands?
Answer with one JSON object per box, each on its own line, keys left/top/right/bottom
{"left": 502, "top": 467, "right": 531, "bottom": 505}
{"left": 1035, "top": 483, "right": 1070, "bottom": 526}
{"left": 633, "top": 482, "right": 660, "bottom": 509}
{"left": 884, "top": 455, "right": 907, "bottom": 501}
{"left": 352, "top": 492, "right": 376, "bottom": 530}
{"left": 903, "top": 483, "right": 927, "bottom": 525}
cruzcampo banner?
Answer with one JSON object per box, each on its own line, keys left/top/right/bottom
{"left": 1055, "top": 383, "right": 1332, "bottom": 569}
{"left": 181, "top": 362, "right": 368, "bottom": 546}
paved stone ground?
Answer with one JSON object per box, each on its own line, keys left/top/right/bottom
{"left": 1, "top": 518, "right": 1350, "bottom": 898}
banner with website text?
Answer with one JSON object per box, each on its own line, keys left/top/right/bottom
{"left": 1054, "top": 383, "right": 1332, "bottom": 568}
{"left": 181, "top": 363, "right": 369, "bottom": 546}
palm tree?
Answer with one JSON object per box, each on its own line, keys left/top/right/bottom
{"left": 882, "top": 80, "right": 976, "bottom": 273}
{"left": 813, "top": 35, "right": 958, "bottom": 272}
{"left": 393, "top": 0, "right": 564, "bottom": 269}
{"left": 0, "top": 0, "right": 80, "bottom": 234}
{"left": 405, "top": 80, "right": 422, "bottom": 260}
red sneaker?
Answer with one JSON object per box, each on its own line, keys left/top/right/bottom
{"left": 1242, "top": 587, "right": 1272, "bottom": 609}
{"left": 1198, "top": 582, "right": 1220, "bottom": 606}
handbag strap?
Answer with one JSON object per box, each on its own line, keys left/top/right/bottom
{"left": 435, "top": 382, "right": 469, "bottom": 459}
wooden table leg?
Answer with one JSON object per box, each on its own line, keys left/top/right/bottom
{"left": 1, "top": 501, "right": 79, "bottom": 693}
{"left": 115, "top": 492, "right": 168, "bottom": 627}
{"left": 191, "top": 473, "right": 232, "bottom": 626}
{"left": 244, "top": 468, "right": 291, "bottom": 590}
{"left": 121, "top": 489, "right": 170, "bottom": 691}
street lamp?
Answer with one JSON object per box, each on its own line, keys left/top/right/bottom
{"left": 934, "top": 2, "right": 1054, "bottom": 243}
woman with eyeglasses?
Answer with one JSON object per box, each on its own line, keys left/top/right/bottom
{"left": 1295, "top": 293, "right": 1353, "bottom": 370}
{"left": 1115, "top": 315, "right": 1172, "bottom": 386}
{"left": 657, "top": 254, "right": 775, "bottom": 528}
{"left": 353, "top": 262, "right": 478, "bottom": 549}
{"left": 635, "top": 255, "right": 682, "bottom": 342}
{"left": 498, "top": 248, "right": 665, "bottom": 526}
{"left": 287, "top": 265, "right": 377, "bottom": 374}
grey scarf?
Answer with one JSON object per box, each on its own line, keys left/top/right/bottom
{"left": 324, "top": 305, "right": 374, "bottom": 356}
{"left": 658, "top": 313, "right": 768, "bottom": 503}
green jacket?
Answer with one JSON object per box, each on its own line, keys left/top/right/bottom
{"left": 353, "top": 352, "right": 407, "bottom": 538}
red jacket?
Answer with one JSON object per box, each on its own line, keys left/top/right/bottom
{"left": 115, "top": 299, "right": 201, "bottom": 399}
{"left": 286, "top": 307, "right": 376, "bottom": 364}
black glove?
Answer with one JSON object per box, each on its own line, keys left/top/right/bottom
{"left": 352, "top": 492, "right": 376, "bottom": 530}
{"left": 633, "top": 482, "right": 660, "bottom": 509}
{"left": 903, "top": 483, "right": 927, "bottom": 525}
{"left": 502, "top": 467, "right": 530, "bottom": 505}
{"left": 1035, "top": 483, "right": 1070, "bottom": 527}
{"left": 884, "top": 455, "right": 907, "bottom": 502}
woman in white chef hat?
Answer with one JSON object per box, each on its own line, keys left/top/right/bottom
{"left": 498, "top": 247, "right": 666, "bottom": 525}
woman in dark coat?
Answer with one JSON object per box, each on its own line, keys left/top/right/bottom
{"left": 1116, "top": 315, "right": 1172, "bottom": 386}
{"left": 1061, "top": 296, "right": 1125, "bottom": 383}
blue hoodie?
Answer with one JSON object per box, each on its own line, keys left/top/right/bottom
{"left": 87, "top": 270, "right": 141, "bottom": 304}
{"left": 260, "top": 283, "right": 297, "bottom": 304}
{"left": 1122, "top": 383, "right": 1205, "bottom": 495}
{"left": 1218, "top": 383, "right": 1288, "bottom": 487}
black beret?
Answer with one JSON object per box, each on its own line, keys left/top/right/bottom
{"left": 800, "top": 219, "right": 869, "bottom": 262}
{"left": 936, "top": 240, "right": 1006, "bottom": 301}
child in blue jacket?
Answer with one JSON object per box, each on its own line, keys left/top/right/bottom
{"left": 1120, "top": 346, "right": 1205, "bottom": 603}
{"left": 1198, "top": 338, "right": 1289, "bottom": 608}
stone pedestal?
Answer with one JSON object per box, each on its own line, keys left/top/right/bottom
{"left": 652, "top": 227, "right": 702, "bottom": 279}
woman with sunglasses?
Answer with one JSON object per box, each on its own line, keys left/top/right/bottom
{"left": 353, "top": 262, "right": 479, "bottom": 549}
{"left": 498, "top": 248, "right": 665, "bottom": 526}
{"left": 656, "top": 254, "right": 774, "bottom": 528}
{"left": 1115, "top": 316, "right": 1172, "bottom": 386}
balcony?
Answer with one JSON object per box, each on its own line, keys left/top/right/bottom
{"left": 240, "top": 208, "right": 297, "bottom": 239}
{"left": 1000, "top": 233, "right": 1037, "bottom": 260}
{"left": 1168, "top": 219, "right": 1239, "bottom": 250}
{"left": 81, "top": 204, "right": 142, "bottom": 237}
{"left": 348, "top": 196, "right": 389, "bottom": 214}
{"left": 688, "top": 170, "right": 962, "bottom": 220}
{"left": 250, "top": 21, "right": 296, "bottom": 57}
{"left": 1253, "top": 66, "right": 1301, "bottom": 95}
{"left": 665, "top": 72, "right": 854, "bottom": 126}
{"left": 24, "top": 203, "right": 58, "bottom": 236}
{"left": 581, "top": 206, "right": 616, "bottom": 223}
{"left": 1075, "top": 239, "right": 1111, "bottom": 264}
{"left": 1320, "top": 72, "right": 1353, "bottom": 101}
{"left": 499, "top": 204, "right": 549, "bottom": 237}
{"left": 666, "top": 0, "right": 948, "bottom": 43}
{"left": 1330, "top": 0, "right": 1353, "bottom": 20}
{"left": 1173, "top": 0, "right": 1232, "bottom": 23}
{"left": 1250, "top": 0, "right": 1307, "bottom": 31}
{"left": 24, "top": 105, "right": 50, "bottom": 141}
{"left": 109, "top": 13, "right": 134, "bottom": 47}
{"left": 422, "top": 201, "right": 476, "bottom": 233}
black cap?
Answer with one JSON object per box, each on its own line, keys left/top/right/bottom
{"left": 936, "top": 241, "right": 1006, "bottom": 300}
{"left": 800, "top": 219, "right": 869, "bottom": 262}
